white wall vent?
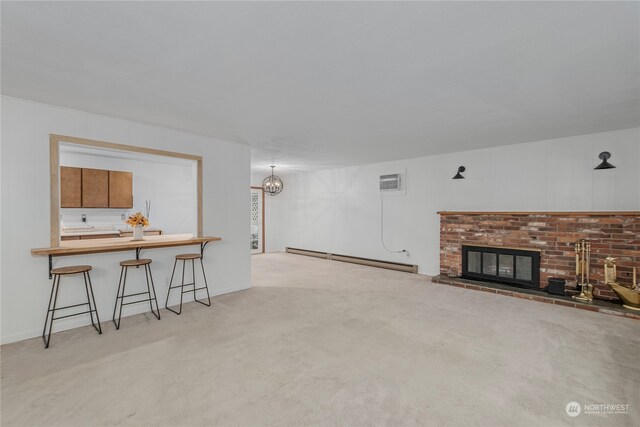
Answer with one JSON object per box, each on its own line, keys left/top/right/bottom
{"left": 379, "top": 173, "right": 402, "bottom": 192}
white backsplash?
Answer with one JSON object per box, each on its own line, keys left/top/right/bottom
{"left": 60, "top": 208, "right": 135, "bottom": 231}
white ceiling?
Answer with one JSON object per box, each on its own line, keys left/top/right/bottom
{"left": 2, "top": 1, "right": 639, "bottom": 175}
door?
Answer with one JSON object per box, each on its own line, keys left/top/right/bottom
{"left": 109, "top": 170, "right": 133, "bottom": 208}
{"left": 82, "top": 168, "right": 109, "bottom": 208}
{"left": 60, "top": 166, "right": 82, "bottom": 208}
{"left": 250, "top": 187, "right": 264, "bottom": 254}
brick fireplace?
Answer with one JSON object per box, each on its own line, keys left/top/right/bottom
{"left": 439, "top": 211, "right": 640, "bottom": 301}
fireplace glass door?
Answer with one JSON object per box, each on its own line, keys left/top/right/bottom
{"left": 462, "top": 245, "right": 540, "bottom": 289}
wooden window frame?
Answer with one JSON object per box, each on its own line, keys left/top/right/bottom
{"left": 50, "top": 134, "right": 202, "bottom": 247}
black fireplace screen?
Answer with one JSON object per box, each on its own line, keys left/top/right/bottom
{"left": 462, "top": 245, "right": 540, "bottom": 289}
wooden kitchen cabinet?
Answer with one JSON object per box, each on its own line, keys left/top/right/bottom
{"left": 109, "top": 171, "right": 133, "bottom": 208}
{"left": 82, "top": 168, "right": 109, "bottom": 208}
{"left": 61, "top": 167, "right": 133, "bottom": 209}
{"left": 60, "top": 166, "right": 82, "bottom": 208}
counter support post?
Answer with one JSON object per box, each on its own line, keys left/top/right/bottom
{"left": 49, "top": 255, "right": 53, "bottom": 280}
{"left": 135, "top": 248, "right": 142, "bottom": 268}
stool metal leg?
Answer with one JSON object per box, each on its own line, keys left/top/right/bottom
{"left": 86, "top": 272, "right": 102, "bottom": 334}
{"left": 113, "top": 266, "right": 128, "bottom": 330}
{"left": 192, "top": 259, "right": 197, "bottom": 302}
{"left": 179, "top": 260, "right": 186, "bottom": 312}
{"left": 112, "top": 266, "right": 125, "bottom": 328}
{"left": 144, "top": 264, "right": 161, "bottom": 320}
{"left": 165, "top": 259, "right": 183, "bottom": 315}
{"left": 42, "top": 274, "right": 61, "bottom": 349}
{"left": 194, "top": 257, "right": 211, "bottom": 307}
{"left": 84, "top": 271, "right": 102, "bottom": 334}
{"left": 83, "top": 272, "right": 96, "bottom": 330}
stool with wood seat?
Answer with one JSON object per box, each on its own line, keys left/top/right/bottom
{"left": 165, "top": 253, "right": 211, "bottom": 315}
{"left": 43, "top": 265, "right": 102, "bottom": 349}
{"left": 112, "top": 258, "right": 161, "bottom": 329}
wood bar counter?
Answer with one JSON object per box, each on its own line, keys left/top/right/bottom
{"left": 31, "top": 234, "right": 221, "bottom": 278}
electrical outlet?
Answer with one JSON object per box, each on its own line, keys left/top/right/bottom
{"left": 81, "top": 214, "right": 86, "bottom": 223}
{"left": 121, "top": 214, "right": 126, "bottom": 220}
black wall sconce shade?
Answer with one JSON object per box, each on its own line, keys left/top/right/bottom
{"left": 453, "top": 166, "right": 466, "bottom": 179}
{"left": 594, "top": 151, "right": 616, "bottom": 170}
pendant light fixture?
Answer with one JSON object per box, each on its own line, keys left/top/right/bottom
{"left": 452, "top": 166, "right": 466, "bottom": 179}
{"left": 594, "top": 151, "right": 616, "bottom": 170}
{"left": 262, "top": 165, "right": 283, "bottom": 196}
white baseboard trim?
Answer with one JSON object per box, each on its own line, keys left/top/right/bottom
{"left": 0, "top": 284, "right": 251, "bottom": 345}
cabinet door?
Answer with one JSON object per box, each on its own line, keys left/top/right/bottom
{"left": 60, "top": 166, "right": 82, "bottom": 208}
{"left": 82, "top": 168, "right": 109, "bottom": 208}
{"left": 109, "top": 171, "right": 133, "bottom": 208}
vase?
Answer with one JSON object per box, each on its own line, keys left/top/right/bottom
{"left": 132, "top": 225, "right": 144, "bottom": 241}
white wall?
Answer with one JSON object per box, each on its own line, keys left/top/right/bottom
{"left": 60, "top": 147, "right": 198, "bottom": 234}
{"left": 265, "top": 128, "right": 640, "bottom": 275}
{"left": 1, "top": 96, "right": 251, "bottom": 344}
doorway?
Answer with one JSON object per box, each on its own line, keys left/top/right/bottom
{"left": 250, "top": 187, "right": 265, "bottom": 254}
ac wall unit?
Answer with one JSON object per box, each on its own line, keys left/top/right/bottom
{"left": 379, "top": 173, "right": 402, "bottom": 192}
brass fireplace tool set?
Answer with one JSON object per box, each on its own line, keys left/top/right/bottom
{"left": 573, "top": 240, "right": 593, "bottom": 302}
{"left": 573, "top": 239, "right": 639, "bottom": 310}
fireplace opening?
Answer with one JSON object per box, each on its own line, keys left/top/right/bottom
{"left": 462, "top": 245, "right": 540, "bottom": 289}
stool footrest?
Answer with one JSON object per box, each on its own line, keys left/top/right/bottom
{"left": 181, "top": 286, "right": 208, "bottom": 293}
{"left": 47, "top": 302, "right": 90, "bottom": 312}
{"left": 117, "top": 291, "right": 150, "bottom": 299}
{"left": 52, "top": 309, "right": 98, "bottom": 321}
{"left": 121, "top": 298, "right": 155, "bottom": 306}
{"left": 169, "top": 282, "right": 196, "bottom": 289}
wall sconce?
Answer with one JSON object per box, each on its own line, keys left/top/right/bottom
{"left": 594, "top": 151, "right": 616, "bottom": 170}
{"left": 452, "top": 166, "right": 466, "bottom": 179}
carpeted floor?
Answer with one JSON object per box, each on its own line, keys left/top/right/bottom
{"left": 1, "top": 252, "right": 639, "bottom": 426}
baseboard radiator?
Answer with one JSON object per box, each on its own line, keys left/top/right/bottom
{"left": 286, "top": 247, "right": 418, "bottom": 274}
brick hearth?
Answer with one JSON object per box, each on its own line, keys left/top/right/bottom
{"left": 439, "top": 211, "right": 640, "bottom": 301}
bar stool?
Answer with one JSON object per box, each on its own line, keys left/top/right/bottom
{"left": 165, "top": 253, "right": 211, "bottom": 315}
{"left": 112, "top": 258, "right": 161, "bottom": 329}
{"left": 43, "top": 265, "right": 102, "bottom": 349}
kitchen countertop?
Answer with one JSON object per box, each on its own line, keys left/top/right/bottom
{"left": 60, "top": 230, "right": 120, "bottom": 237}
{"left": 118, "top": 227, "right": 163, "bottom": 232}
{"left": 61, "top": 227, "right": 163, "bottom": 237}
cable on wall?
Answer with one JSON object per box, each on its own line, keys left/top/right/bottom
{"left": 380, "top": 194, "right": 408, "bottom": 255}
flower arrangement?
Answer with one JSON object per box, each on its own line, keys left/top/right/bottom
{"left": 125, "top": 212, "right": 150, "bottom": 228}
